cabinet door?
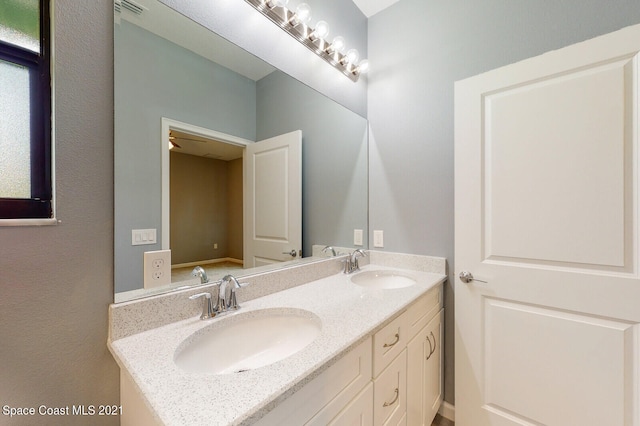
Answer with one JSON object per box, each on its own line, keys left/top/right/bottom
{"left": 406, "top": 309, "right": 443, "bottom": 426}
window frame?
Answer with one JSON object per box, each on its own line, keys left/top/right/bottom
{"left": 0, "top": 0, "right": 52, "bottom": 221}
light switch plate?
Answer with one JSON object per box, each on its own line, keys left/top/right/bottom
{"left": 373, "top": 230, "right": 384, "bottom": 248}
{"left": 132, "top": 228, "right": 157, "bottom": 246}
{"left": 354, "top": 229, "right": 363, "bottom": 246}
{"left": 143, "top": 249, "right": 171, "bottom": 289}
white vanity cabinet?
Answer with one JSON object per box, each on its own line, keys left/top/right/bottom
{"left": 258, "top": 285, "right": 442, "bottom": 426}
{"left": 256, "top": 337, "right": 373, "bottom": 426}
{"left": 371, "top": 285, "right": 442, "bottom": 426}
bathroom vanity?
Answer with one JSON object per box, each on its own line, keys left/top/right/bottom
{"left": 108, "top": 252, "right": 446, "bottom": 425}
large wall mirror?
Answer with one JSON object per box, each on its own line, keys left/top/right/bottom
{"left": 114, "top": 0, "right": 368, "bottom": 302}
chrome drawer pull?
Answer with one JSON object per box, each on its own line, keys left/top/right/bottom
{"left": 383, "top": 388, "right": 399, "bottom": 407}
{"left": 426, "top": 331, "right": 436, "bottom": 360}
{"left": 383, "top": 333, "right": 400, "bottom": 348}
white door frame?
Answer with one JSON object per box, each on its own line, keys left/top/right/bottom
{"left": 160, "top": 117, "right": 253, "bottom": 250}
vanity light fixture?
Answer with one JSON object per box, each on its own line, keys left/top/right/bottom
{"left": 245, "top": 0, "right": 369, "bottom": 81}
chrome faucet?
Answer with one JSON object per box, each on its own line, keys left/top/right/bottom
{"left": 189, "top": 275, "right": 245, "bottom": 320}
{"left": 322, "top": 246, "right": 337, "bottom": 257}
{"left": 191, "top": 266, "right": 209, "bottom": 284}
{"left": 343, "top": 249, "right": 367, "bottom": 274}
{"left": 219, "top": 274, "right": 244, "bottom": 311}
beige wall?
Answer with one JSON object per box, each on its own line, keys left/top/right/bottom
{"left": 227, "top": 158, "right": 244, "bottom": 260}
{"left": 170, "top": 152, "right": 243, "bottom": 264}
{"left": 0, "top": 2, "right": 119, "bottom": 425}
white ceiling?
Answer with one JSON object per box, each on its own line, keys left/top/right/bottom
{"left": 170, "top": 130, "right": 244, "bottom": 161}
{"left": 351, "top": 0, "right": 400, "bottom": 18}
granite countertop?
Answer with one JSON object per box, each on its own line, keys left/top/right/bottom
{"left": 108, "top": 264, "right": 445, "bottom": 426}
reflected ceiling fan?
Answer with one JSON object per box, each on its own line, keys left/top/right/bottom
{"left": 168, "top": 131, "right": 210, "bottom": 150}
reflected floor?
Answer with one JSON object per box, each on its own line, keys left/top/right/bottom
{"left": 171, "top": 261, "right": 243, "bottom": 284}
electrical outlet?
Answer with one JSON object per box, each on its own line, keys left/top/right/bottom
{"left": 144, "top": 250, "right": 171, "bottom": 289}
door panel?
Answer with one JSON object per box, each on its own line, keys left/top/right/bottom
{"left": 484, "top": 58, "right": 630, "bottom": 269}
{"left": 455, "top": 23, "right": 640, "bottom": 426}
{"left": 244, "top": 130, "right": 302, "bottom": 268}
{"left": 484, "top": 299, "right": 635, "bottom": 426}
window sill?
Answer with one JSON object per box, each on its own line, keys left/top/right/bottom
{"left": 0, "top": 218, "right": 59, "bottom": 227}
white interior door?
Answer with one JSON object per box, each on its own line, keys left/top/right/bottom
{"left": 244, "top": 130, "right": 302, "bottom": 268}
{"left": 455, "top": 24, "right": 640, "bottom": 426}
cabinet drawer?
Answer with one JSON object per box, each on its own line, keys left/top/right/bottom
{"left": 406, "top": 286, "right": 442, "bottom": 341}
{"left": 373, "top": 349, "right": 407, "bottom": 426}
{"left": 322, "top": 382, "right": 373, "bottom": 426}
{"left": 256, "top": 337, "right": 372, "bottom": 426}
{"left": 373, "top": 312, "right": 408, "bottom": 378}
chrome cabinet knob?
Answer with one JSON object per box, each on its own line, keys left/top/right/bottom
{"left": 459, "top": 271, "right": 487, "bottom": 284}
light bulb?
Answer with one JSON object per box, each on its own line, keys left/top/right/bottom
{"left": 356, "top": 59, "right": 369, "bottom": 74}
{"left": 312, "top": 20, "right": 330, "bottom": 39}
{"left": 345, "top": 48, "right": 359, "bottom": 64}
{"left": 328, "top": 36, "right": 345, "bottom": 53}
{"left": 294, "top": 3, "right": 312, "bottom": 24}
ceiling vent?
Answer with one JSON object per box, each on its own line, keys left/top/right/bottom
{"left": 114, "top": 0, "right": 145, "bottom": 15}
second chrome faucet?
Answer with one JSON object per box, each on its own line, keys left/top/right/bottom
{"left": 189, "top": 274, "right": 246, "bottom": 320}
{"left": 343, "top": 249, "right": 367, "bottom": 274}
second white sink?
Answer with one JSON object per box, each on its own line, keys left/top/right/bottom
{"left": 350, "top": 269, "right": 417, "bottom": 290}
{"left": 174, "top": 308, "right": 321, "bottom": 375}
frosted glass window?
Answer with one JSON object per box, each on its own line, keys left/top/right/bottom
{"left": 0, "top": 59, "right": 31, "bottom": 198}
{"left": 0, "top": 0, "right": 40, "bottom": 53}
{"left": 0, "top": 0, "right": 50, "bottom": 219}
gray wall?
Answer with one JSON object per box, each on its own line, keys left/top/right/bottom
{"left": 256, "top": 71, "right": 369, "bottom": 255}
{"left": 367, "top": 0, "right": 640, "bottom": 405}
{"left": 114, "top": 20, "right": 256, "bottom": 293}
{"left": 0, "top": 1, "right": 119, "bottom": 425}
{"left": 160, "top": 0, "right": 368, "bottom": 116}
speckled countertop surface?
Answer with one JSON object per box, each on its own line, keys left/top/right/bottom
{"left": 108, "top": 264, "right": 445, "bottom": 426}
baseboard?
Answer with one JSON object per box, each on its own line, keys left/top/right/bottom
{"left": 172, "top": 257, "right": 243, "bottom": 269}
{"left": 438, "top": 401, "right": 455, "bottom": 421}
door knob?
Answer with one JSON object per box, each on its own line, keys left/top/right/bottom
{"left": 282, "top": 250, "right": 297, "bottom": 258}
{"left": 459, "top": 271, "right": 487, "bottom": 284}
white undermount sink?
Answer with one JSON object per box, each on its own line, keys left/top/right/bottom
{"left": 174, "top": 308, "right": 321, "bottom": 375}
{"left": 350, "top": 269, "right": 417, "bottom": 290}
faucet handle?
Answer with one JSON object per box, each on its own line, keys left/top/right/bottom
{"left": 189, "top": 292, "right": 215, "bottom": 319}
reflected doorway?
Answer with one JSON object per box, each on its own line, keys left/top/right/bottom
{"left": 161, "top": 119, "right": 250, "bottom": 281}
